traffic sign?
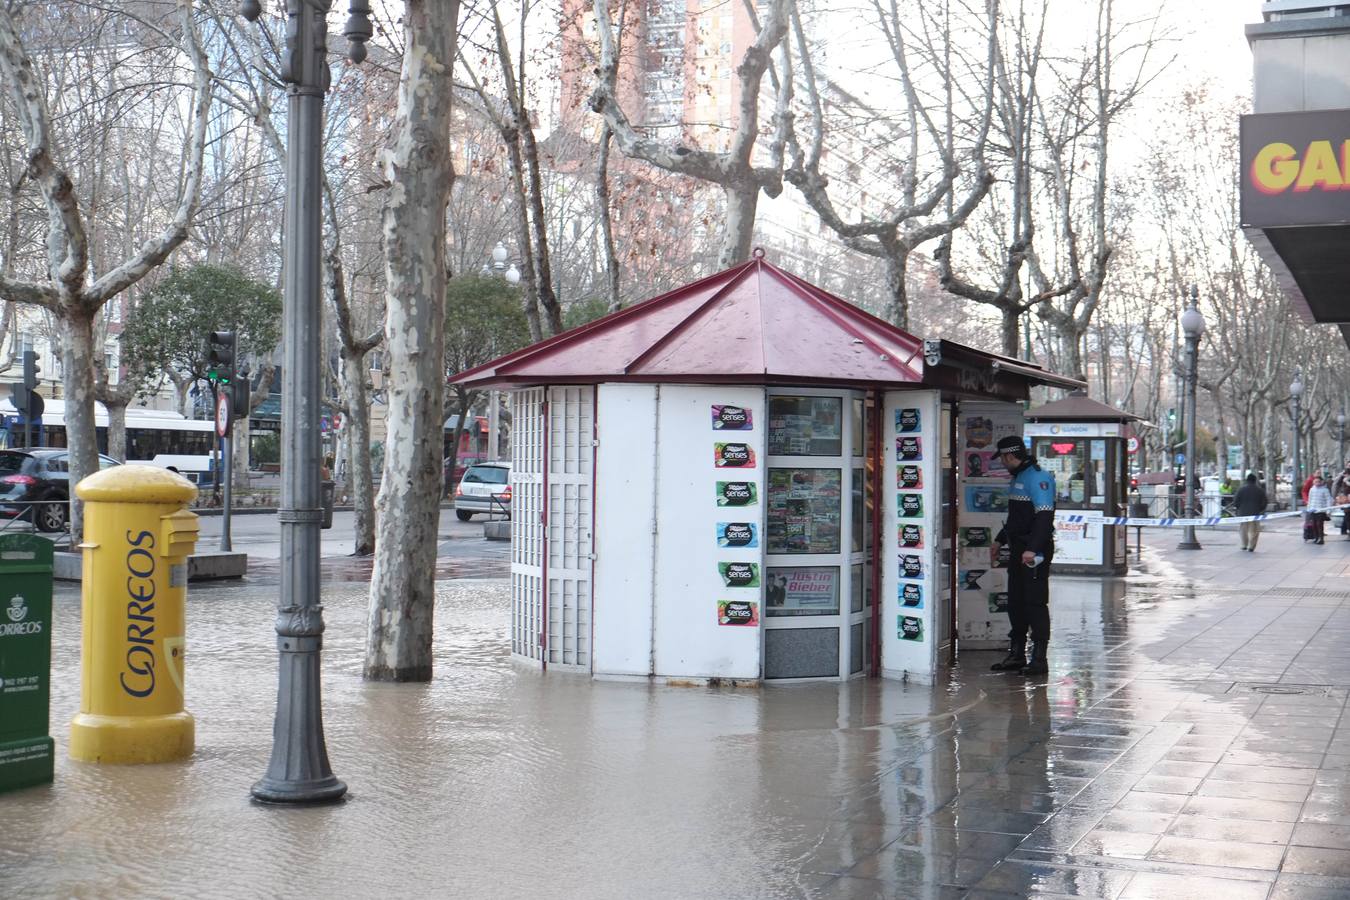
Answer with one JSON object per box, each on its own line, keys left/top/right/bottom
{"left": 1175, "top": 453, "right": 1185, "bottom": 465}
{"left": 215, "top": 390, "right": 231, "bottom": 438}
{"left": 1127, "top": 436, "right": 1139, "bottom": 454}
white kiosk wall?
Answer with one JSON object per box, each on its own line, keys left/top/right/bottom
{"left": 592, "top": 383, "right": 766, "bottom": 680}
{"left": 881, "top": 390, "right": 942, "bottom": 682}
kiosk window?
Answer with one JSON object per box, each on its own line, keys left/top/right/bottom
{"left": 766, "top": 566, "right": 840, "bottom": 617}
{"left": 1034, "top": 438, "right": 1106, "bottom": 510}
{"left": 767, "top": 468, "right": 842, "bottom": 553}
{"left": 768, "top": 396, "right": 842, "bottom": 456}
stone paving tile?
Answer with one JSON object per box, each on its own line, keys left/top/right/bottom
{"left": 1290, "top": 823, "right": 1350, "bottom": 850}
{"left": 1072, "top": 828, "right": 1160, "bottom": 859}
{"left": 1166, "top": 814, "right": 1294, "bottom": 845}
{"left": 1195, "top": 778, "right": 1312, "bottom": 803}
{"left": 1283, "top": 845, "right": 1350, "bottom": 876}
{"left": 1208, "top": 763, "right": 1318, "bottom": 785}
{"left": 1112, "top": 791, "right": 1189, "bottom": 815}
{"left": 1094, "top": 809, "right": 1176, "bottom": 834}
{"left": 1130, "top": 774, "right": 1202, "bottom": 795}
{"left": 1269, "top": 873, "right": 1350, "bottom": 898}
{"left": 974, "top": 859, "right": 1136, "bottom": 897}
{"left": 1179, "top": 795, "right": 1303, "bottom": 822}
{"left": 1147, "top": 835, "right": 1286, "bottom": 869}
{"left": 1118, "top": 871, "right": 1273, "bottom": 900}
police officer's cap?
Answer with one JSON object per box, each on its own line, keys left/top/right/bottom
{"left": 995, "top": 436, "right": 1026, "bottom": 456}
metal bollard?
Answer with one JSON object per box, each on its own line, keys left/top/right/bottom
{"left": 69, "top": 466, "right": 199, "bottom": 764}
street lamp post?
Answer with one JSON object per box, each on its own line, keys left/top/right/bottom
{"left": 1291, "top": 372, "right": 1304, "bottom": 512}
{"left": 1337, "top": 411, "right": 1346, "bottom": 471}
{"left": 1178, "top": 286, "right": 1204, "bottom": 550}
{"left": 240, "top": 0, "right": 372, "bottom": 804}
{"left": 481, "top": 243, "right": 520, "bottom": 461}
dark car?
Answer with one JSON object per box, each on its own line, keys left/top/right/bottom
{"left": 0, "top": 449, "right": 120, "bottom": 532}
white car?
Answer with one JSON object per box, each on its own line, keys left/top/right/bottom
{"left": 454, "top": 462, "right": 511, "bottom": 521}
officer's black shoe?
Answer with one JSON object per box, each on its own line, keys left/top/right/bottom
{"left": 990, "top": 643, "right": 1027, "bottom": 671}
{"left": 1021, "top": 643, "right": 1048, "bottom": 676}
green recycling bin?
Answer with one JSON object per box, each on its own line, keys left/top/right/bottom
{"left": 0, "top": 534, "right": 54, "bottom": 793}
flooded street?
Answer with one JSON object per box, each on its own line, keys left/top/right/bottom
{"left": 5, "top": 528, "right": 1350, "bottom": 898}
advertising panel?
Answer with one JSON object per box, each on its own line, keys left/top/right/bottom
{"left": 1240, "top": 110, "right": 1350, "bottom": 228}
{"left": 956, "top": 401, "right": 1023, "bottom": 648}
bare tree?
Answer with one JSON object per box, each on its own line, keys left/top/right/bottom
{"left": 1026, "top": 0, "right": 1166, "bottom": 378}
{"left": 365, "top": 0, "right": 460, "bottom": 682}
{"left": 0, "top": 2, "right": 211, "bottom": 535}
{"left": 786, "top": 0, "right": 997, "bottom": 329}
{"left": 589, "top": 0, "right": 792, "bottom": 269}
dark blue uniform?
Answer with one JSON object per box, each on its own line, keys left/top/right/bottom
{"left": 996, "top": 459, "right": 1056, "bottom": 647}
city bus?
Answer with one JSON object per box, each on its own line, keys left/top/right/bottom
{"left": 0, "top": 397, "right": 218, "bottom": 481}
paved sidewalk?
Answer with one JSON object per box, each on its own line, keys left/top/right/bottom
{"left": 4, "top": 522, "right": 1350, "bottom": 898}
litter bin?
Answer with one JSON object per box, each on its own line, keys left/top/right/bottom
{"left": 0, "top": 534, "right": 54, "bottom": 793}
{"left": 322, "top": 480, "right": 336, "bottom": 530}
{"left": 1129, "top": 501, "right": 1149, "bottom": 520}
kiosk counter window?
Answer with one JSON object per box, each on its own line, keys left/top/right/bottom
{"left": 1034, "top": 438, "right": 1108, "bottom": 509}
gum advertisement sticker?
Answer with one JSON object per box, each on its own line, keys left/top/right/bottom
{"left": 901, "top": 554, "right": 924, "bottom": 579}
{"left": 901, "top": 583, "right": 923, "bottom": 608}
{"left": 961, "top": 527, "right": 991, "bottom": 547}
{"left": 898, "top": 465, "right": 923, "bottom": 489}
{"left": 899, "top": 492, "right": 923, "bottom": 518}
{"left": 714, "top": 442, "right": 755, "bottom": 468}
{"left": 992, "top": 544, "right": 1011, "bottom": 568}
{"left": 988, "top": 592, "right": 1009, "bottom": 613}
{"left": 719, "top": 562, "right": 760, "bottom": 588}
{"left": 900, "top": 615, "right": 924, "bottom": 641}
{"left": 897, "top": 408, "right": 921, "bottom": 433}
{"left": 897, "top": 436, "right": 923, "bottom": 461}
{"left": 718, "top": 600, "right": 759, "bottom": 626}
{"left": 965, "top": 486, "right": 1008, "bottom": 513}
{"left": 717, "top": 481, "right": 758, "bottom": 506}
{"left": 962, "top": 569, "right": 987, "bottom": 590}
{"left": 899, "top": 524, "right": 924, "bottom": 548}
{"left": 964, "top": 416, "right": 993, "bottom": 448}
{"left": 711, "top": 405, "right": 752, "bottom": 430}
{"left": 716, "top": 522, "right": 758, "bottom": 548}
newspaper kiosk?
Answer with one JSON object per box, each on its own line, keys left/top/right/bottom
{"left": 452, "top": 254, "right": 1082, "bottom": 683}
{"left": 1024, "top": 394, "right": 1138, "bottom": 576}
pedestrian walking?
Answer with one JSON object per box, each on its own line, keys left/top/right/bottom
{"left": 1308, "top": 473, "right": 1333, "bottom": 545}
{"left": 1334, "top": 464, "right": 1350, "bottom": 536}
{"left": 1234, "top": 473, "right": 1268, "bottom": 552}
{"left": 990, "top": 435, "right": 1057, "bottom": 676}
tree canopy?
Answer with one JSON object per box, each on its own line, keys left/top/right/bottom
{"left": 445, "top": 275, "right": 532, "bottom": 375}
{"left": 121, "top": 264, "right": 282, "bottom": 381}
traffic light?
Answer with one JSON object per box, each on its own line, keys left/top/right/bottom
{"left": 207, "top": 330, "right": 236, "bottom": 385}
{"left": 232, "top": 376, "right": 251, "bottom": 419}
{"left": 1167, "top": 408, "right": 1176, "bottom": 426}
{"left": 22, "top": 350, "right": 38, "bottom": 390}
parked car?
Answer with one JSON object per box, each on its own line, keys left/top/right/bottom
{"left": 453, "top": 461, "right": 511, "bottom": 521}
{"left": 444, "top": 453, "right": 487, "bottom": 494}
{"left": 0, "top": 449, "right": 121, "bottom": 532}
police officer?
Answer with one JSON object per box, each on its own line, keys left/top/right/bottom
{"left": 990, "top": 435, "right": 1057, "bottom": 676}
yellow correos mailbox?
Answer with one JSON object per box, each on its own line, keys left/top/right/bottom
{"left": 70, "top": 465, "right": 199, "bottom": 764}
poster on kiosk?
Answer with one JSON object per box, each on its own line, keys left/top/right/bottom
{"left": 955, "top": 402, "right": 1025, "bottom": 649}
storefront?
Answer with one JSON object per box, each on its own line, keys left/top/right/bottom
{"left": 452, "top": 255, "right": 1082, "bottom": 683}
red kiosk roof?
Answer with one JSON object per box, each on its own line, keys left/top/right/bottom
{"left": 453, "top": 257, "right": 926, "bottom": 388}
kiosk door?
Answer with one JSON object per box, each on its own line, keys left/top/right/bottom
{"left": 763, "top": 389, "right": 872, "bottom": 680}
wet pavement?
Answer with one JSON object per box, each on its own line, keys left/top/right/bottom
{"left": 4, "top": 522, "right": 1350, "bottom": 898}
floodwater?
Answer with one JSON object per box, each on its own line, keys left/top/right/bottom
{"left": 5, "top": 536, "right": 1350, "bottom": 898}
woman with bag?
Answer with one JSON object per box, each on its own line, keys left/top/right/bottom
{"left": 1308, "top": 473, "right": 1334, "bottom": 545}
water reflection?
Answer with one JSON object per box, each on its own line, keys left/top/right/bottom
{"left": 2, "top": 558, "right": 1341, "bottom": 898}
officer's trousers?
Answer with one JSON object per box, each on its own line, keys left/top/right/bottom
{"left": 1005, "top": 547, "right": 1051, "bottom": 645}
